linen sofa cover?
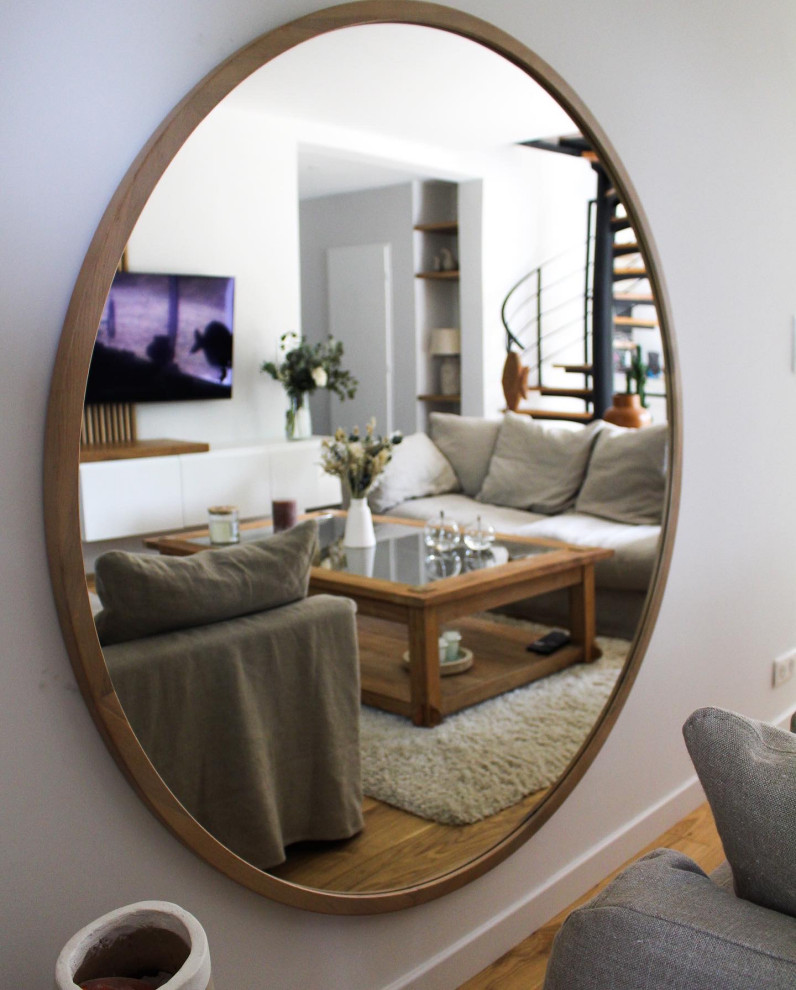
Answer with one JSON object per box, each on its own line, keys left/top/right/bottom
{"left": 104, "top": 595, "right": 363, "bottom": 870}
{"left": 95, "top": 521, "right": 363, "bottom": 870}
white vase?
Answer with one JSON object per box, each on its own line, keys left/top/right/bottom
{"left": 346, "top": 544, "right": 376, "bottom": 577}
{"left": 55, "top": 900, "right": 213, "bottom": 990}
{"left": 344, "top": 497, "right": 376, "bottom": 548}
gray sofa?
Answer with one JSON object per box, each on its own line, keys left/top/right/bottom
{"left": 93, "top": 520, "right": 363, "bottom": 870}
{"left": 369, "top": 411, "right": 667, "bottom": 639}
{"left": 543, "top": 707, "right": 796, "bottom": 989}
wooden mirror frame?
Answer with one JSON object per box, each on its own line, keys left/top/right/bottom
{"left": 44, "top": 0, "right": 681, "bottom": 915}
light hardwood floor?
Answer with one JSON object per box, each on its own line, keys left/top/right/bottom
{"left": 459, "top": 801, "right": 723, "bottom": 989}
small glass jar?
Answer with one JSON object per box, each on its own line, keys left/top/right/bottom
{"left": 207, "top": 505, "right": 239, "bottom": 545}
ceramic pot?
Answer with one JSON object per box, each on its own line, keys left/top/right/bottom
{"left": 602, "top": 393, "right": 652, "bottom": 429}
{"left": 285, "top": 396, "right": 312, "bottom": 440}
{"left": 344, "top": 497, "right": 376, "bottom": 547}
{"left": 55, "top": 901, "right": 213, "bottom": 990}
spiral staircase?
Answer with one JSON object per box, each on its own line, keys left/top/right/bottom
{"left": 501, "top": 133, "right": 662, "bottom": 423}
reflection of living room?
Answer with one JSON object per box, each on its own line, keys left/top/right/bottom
{"left": 76, "top": 22, "right": 670, "bottom": 904}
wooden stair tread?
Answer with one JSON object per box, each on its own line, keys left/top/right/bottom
{"left": 614, "top": 291, "right": 655, "bottom": 304}
{"left": 539, "top": 386, "right": 593, "bottom": 399}
{"left": 553, "top": 363, "right": 593, "bottom": 375}
{"left": 614, "top": 315, "right": 658, "bottom": 329}
{"left": 613, "top": 266, "right": 647, "bottom": 280}
{"left": 610, "top": 216, "right": 632, "bottom": 232}
{"left": 613, "top": 242, "right": 640, "bottom": 256}
{"left": 513, "top": 408, "right": 595, "bottom": 423}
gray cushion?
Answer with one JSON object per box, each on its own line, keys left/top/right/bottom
{"left": 428, "top": 412, "right": 501, "bottom": 497}
{"left": 575, "top": 422, "right": 667, "bottom": 525}
{"left": 94, "top": 519, "right": 318, "bottom": 645}
{"left": 544, "top": 848, "right": 796, "bottom": 990}
{"left": 368, "top": 432, "right": 459, "bottom": 513}
{"left": 683, "top": 707, "right": 796, "bottom": 919}
{"left": 477, "top": 412, "right": 602, "bottom": 514}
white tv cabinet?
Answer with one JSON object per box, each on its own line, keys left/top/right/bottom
{"left": 79, "top": 437, "right": 341, "bottom": 543}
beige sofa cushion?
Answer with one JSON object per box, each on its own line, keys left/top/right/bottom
{"left": 368, "top": 432, "right": 459, "bottom": 513}
{"left": 429, "top": 412, "right": 501, "bottom": 497}
{"left": 94, "top": 519, "right": 318, "bottom": 645}
{"left": 575, "top": 422, "right": 667, "bottom": 525}
{"left": 478, "top": 412, "right": 602, "bottom": 514}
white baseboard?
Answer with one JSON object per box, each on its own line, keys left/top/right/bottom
{"left": 385, "top": 773, "right": 705, "bottom": 990}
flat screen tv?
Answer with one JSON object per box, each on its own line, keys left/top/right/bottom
{"left": 85, "top": 272, "right": 235, "bottom": 404}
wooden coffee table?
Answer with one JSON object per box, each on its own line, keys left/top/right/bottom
{"left": 146, "top": 511, "right": 613, "bottom": 727}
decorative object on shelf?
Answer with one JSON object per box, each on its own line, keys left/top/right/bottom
{"left": 207, "top": 505, "right": 239, "bottom": 545}
{"left": 439, "top": 247, "right": 458, "bottom": 272}
{"left": 320, "top": 419, "right": 402, "bottom": 547}
{"left": 442, "top": 629, "right": 462, "bottom": 662}
{"left": 430, "top": 327, "right": 461, "bottom": 396}
{"left": 261, "top": 332, "right": 358, "bottom": 440}
{"left": 55, "top": 901, "right": 213, "bottom": 990}
{"left": 402, "top": 645, "right": 473, "bottom": 676}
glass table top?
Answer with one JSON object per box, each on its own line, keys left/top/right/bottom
{"left": 189, "top": 513, "right": 556, "bottom": 587}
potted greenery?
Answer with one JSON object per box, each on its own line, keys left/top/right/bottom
{"left": 604, "top": 347, "right": 652, "bottom": 428}
{"left": 262, "top": 332, "right": 358, "bottom": 439}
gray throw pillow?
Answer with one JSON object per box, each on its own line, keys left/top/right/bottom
{"left": 94, "top": 518, "right": 318, "bottom": 645}
{"left": 428, "top": 412, "right": 501, "bottom": 497}
{"left": 368, "top": 432, "right": 459, "bottom": 513}
{"left": 683, "top": 706, "right": 796, "bottom": 918}
{"left": 477, "top": 412, "right": 602, "bottom": 514}
{"left": 575, "top": 422, "right": 667, "bottom": 525}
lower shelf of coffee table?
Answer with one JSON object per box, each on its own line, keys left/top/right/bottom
{"left": 357, "top": 613, "right": 589, "bottom": 721}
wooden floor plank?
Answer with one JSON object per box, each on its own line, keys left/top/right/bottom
{"left": 458, "top": 802, "right": 723, "bottom": 990}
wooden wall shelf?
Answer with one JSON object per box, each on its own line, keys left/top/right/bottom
{"left": 79, "top": 439, "right": 210, "bottom": 463}
{"left": 414, "top": 220, "right": 458, "bottom": 233}
{"left": 417, "top": 394, "right": 461, "bottom": 404}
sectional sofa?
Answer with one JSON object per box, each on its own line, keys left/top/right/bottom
{"left": 368, "top": 411, "right": 668, "bottom": 639}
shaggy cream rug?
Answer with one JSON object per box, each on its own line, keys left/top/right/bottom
{"left": 359, "top": 620, "right": 629, "bottom": 825}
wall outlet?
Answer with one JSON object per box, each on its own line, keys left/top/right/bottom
{"left": 773, "top": 650, "right": 796, "bottom": 688}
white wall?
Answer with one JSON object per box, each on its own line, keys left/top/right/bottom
{"left": 4, "top": 2, "right": 796, "bottom": 988}
{"left": 128, "top": 104, "right": 301, "bottom": 445}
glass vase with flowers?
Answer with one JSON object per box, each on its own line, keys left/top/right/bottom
{"left": 261, "top": 332, "right": 358, "bottom": 440}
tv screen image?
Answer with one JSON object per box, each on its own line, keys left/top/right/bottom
{"left": 85, "top": 272, "right": 235, "bottom": 404}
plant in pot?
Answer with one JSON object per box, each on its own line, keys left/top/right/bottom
{"left": 603, "top": 347, "right": 652, "bottom": 428}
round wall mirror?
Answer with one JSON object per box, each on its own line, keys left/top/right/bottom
{"left": 44, "top": 1, "right": 679, "bottom": 914}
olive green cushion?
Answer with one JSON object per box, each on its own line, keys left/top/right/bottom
{"left": 94, "top": 519, "right": 318, "bottom": 645}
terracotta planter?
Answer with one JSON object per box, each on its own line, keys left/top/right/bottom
{"left": 602, "top": 393, "right": 652, "bottom": 429}
{"left": 55, "top": 901, "right": 213, "bottom": 990}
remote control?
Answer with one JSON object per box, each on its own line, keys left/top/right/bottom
{"left": 527, "top": 630, "right": 570, "bottom": 655}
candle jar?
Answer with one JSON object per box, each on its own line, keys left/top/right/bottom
{"left": 207, "top": 505, "right": 239, "bottom": 545}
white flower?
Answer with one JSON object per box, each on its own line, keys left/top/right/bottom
{"left": 312, "top": 366, "right": 328, "bottom": 388}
